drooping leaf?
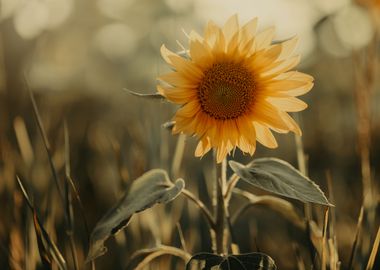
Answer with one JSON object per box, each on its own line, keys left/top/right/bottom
{"left": 229, "top": 158, "right": 332, "bottom": 206}
{"left": 186, "top": 252, "right": 277, "bottom": 270}
{"left": 86, "top": 169, "right": 185, "bottom": 262}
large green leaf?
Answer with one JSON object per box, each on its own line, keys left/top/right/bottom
{"left": 186, "top": 252, "right": 277, "bottom": 270}
{"left": 229, "top": 158, "right": 331, "bottom": 206}
{"left": 86, "top": 169, "right": 185, "bottom": 262}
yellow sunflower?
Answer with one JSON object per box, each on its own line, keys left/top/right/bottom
{"left": 158, "top": 15, "right": 313, "bottom": 163}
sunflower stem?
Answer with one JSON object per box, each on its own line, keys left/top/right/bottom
{"left": 213, "top": 157, "right": 228, "bottom": 255}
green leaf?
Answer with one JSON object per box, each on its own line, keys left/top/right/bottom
{"left": 229, "top": 158, "right": 332, "bottom": 206}
{"left": 86, "top": 169, "right": 185, "bottom": 262}
{"left": 232, "top": 189, "right": 305, "bottom": 230}
{"left": 186, "top": 252, "right": 277, "bottom": 270}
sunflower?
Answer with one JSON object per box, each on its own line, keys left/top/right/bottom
{"left": 158, "top": 15, "right": 313, "bottom": 163}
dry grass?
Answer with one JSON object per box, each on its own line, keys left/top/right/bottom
{"left": 0, "top": 1, "right": 379, "bottom": 269}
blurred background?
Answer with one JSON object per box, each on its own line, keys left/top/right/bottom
{"left": 0, "top": 0, "right": 379, "bottom": 269}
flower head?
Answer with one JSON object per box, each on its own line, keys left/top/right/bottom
{"left": 158, "top": 15, "right": 313, "bottom": 163}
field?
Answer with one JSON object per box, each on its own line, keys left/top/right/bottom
{"left": 0, "top": 0, "right": 379, "bottom": 269}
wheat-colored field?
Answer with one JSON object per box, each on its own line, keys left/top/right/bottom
{"left": 0, "top": 1, "right": 379, "bottom": 269}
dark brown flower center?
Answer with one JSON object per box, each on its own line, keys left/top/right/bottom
{"left": 197, "top": 62, "right": 255, "bottom": 120}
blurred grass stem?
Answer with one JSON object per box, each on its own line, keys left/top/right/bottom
{"left": 181, "top": 189, "right": 214, "bottom": 228}
{"left": 213, "top": 157, "right": 228, "bottom": 254}
{"left": 63, "top": 122, "right": 79, "bottom": 270}
{"left": 171, "top": 134, "right": 186, "bottom": 179}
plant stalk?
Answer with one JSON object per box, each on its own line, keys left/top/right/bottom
{"left": 213, "top": 157, "right": 228, "bottom": 255}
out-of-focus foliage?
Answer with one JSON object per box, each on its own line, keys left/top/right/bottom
{"left": 0, "top": 0, "right": 379, "bottom": 269}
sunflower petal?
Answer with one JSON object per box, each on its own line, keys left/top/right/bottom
{"left": 261, "top": 55, "right": 301, "bottom": 76}
{"left": 280, "top": 112, "right": 302, "bottom": 135}
{"left": 212, "top": 28, "right": 226, "bottom": 54}
{"left": 251, "top": 101, "right": 290, "bottom": 131}
{"left": 249, "top": 44, "right": 282, "bottom": 70}
{"left": 160, "top": 44, "right": 177, "bottom": 66}
{"left": 223, "top": 14, "right": 239, "bottom": 45}
{"left": 254, "top": 26, "right": 276, "bottom": 52}
{"left": 157, "top": 85, "right": 197, "bottom": 104}
{"left": 266, "top": 96, "right": 308, "bottom": 112}
{"left": 176, "top": 100, "right": 201, "bottom": 118}
{"left": 195, "top": 136, "right": 212, "bottom": 157}
{"left": 204, "top": 20, "right": 219, "bottom": 47}
{"left": 167, "top": 55, "right": 203, "bottom": 80}
{"left": 278, "top": 36, "right": 299, "bottom": 60}
{"left": 189, "top": 30, "right": 203, "bottom": 42}
{"left": 264, "top": 78, "right": 311, "bottom": 93}
{"left": 240, "top": 17, "right": 258, "bottom": 44}
{"left": 236, "top": 116, "right": 256, "bottom": 155}
{"left": 189, "top": 39, "right": 213, "bottom": 67}
{"left": 158, "top": 72, "right": 198, "bottom": 88}
{"left": 253, "top": 122, "right": 278, "bottom": 148}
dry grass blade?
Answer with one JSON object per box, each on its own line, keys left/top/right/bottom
{"left": 326, "top": 172, "right": 336, "bottom": 230}
{"left": 63, "top": 122, "right": 79, "bottom": 270}
{"left": 63, "top": 121, "right": 92, "bottom": 243}
{"left": 348, "top": 206, "right": 364, "bottom": 270}
{"left": 176, "top": 222, "right": 187, "bottom": 253}
{"left": 293, "top": 243, "right": 306, "bottom": 270}
{"left": 328, "top": 238, "right": 340, "bottom": 270}
{"left": 366, "top": 226, "right": 380, "bottom": 270}
{"left": 171, "top": 134, "right": 186, "bottom": 179}
{"left": 294, "top": 125, "right": 312, "bottom": 223}
{"left": 13, "top": 117, "right": 34, "bottom": 166}
{"left": 24, "top": 76, "right": 64, "bottom": 203}
{"left": 16, "top": 176, "right": 67, "bottom": 270}
{"left": 126, "top": 245, "right": 191, "bottom": 270}
{"left": 16, "top": 176, "right": 33, "bottom": 210}
{"left": 321, "top": 208, "right": 329, "bottom": 270}
{"left": 326, "top": 172, "right": 340, "bottom": 270}
{"left": 181, "top": 188, "right": 214, "bottom": 228}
